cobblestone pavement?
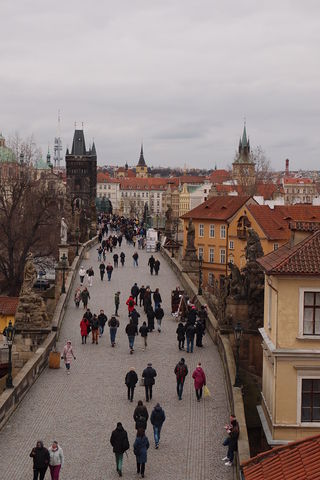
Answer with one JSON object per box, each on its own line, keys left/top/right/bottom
{"left": 0, "top": 239, "right": 233, "bottom": 480}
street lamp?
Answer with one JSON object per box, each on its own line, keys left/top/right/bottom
{"left": 5, "top": 320, "right": 15, "bottom": 389}
{"left": 60, "top": 253, "right": 67, "bottom": 294}
{"left": 233, "top": 322, "right": 243, "bottom": 387}
{"left": 198, "top": 256, "right": 203, "bottom": 295}
{"left": 75, "top": 227, "right": 80, "bottom": 256}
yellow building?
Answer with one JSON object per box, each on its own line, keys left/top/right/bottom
{"left": 257, "top": 225, "right": 320, "bottom": 444}
{"left": 0, "top": 297, "right": 19, "bottom": 333}
{"left": 135, "top": 145, "right": 148, "bottom": 178}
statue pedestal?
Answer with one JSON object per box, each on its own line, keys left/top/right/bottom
{"left": 58, "top": 244, "right": 69, "bottom": 266}
{"left": 182, "top": 247, "right": 199, "bottom": 273}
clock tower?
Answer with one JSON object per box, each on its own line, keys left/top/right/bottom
{"left": 232, "top": 123, "right": 256, "bottom": 185}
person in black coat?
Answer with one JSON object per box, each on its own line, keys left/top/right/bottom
{"left": 195, "top": 319, "right": 205, "bottom": 347}
{"left": 110, "top": 422, "right": 130, "bottom": 477}
{"left": 99, "top": 262, "right": 105, "bottom": 281}
{"left": 125, "top": 367, "right": 138, "bottom": 402}
{"left": 154, "top": 259, "right": 160, "bottom": 275}
{"left": 142, "top": 363, "right": 157, "bottom": 402}
{"left": 139, "top": 285, "right": 146, "bottom": 307}
{"left": 146, "top": 307, "right": 155, "bottom": 332}
{"left": 155, "top": 304, "right": 164, "bottom": 333}
{"left": 30, "top": 440, "right": 50, "bottom": 480}
{"left": 185, "top": 323, "right": 196, "bottom": 353}
{"left": 130, "top": 308, "right": 140, "bottom": 335}
{"left": 176, "top": 322, "right": 185, "bottom": 350}
{"left": 131, "top": 283, "right": 140, "bottom": 304}
{"left": 133, "top": 400, "right": 149, "bottom": 430}
{"left": 153, "top": 289, "right": 162, "bottom": 310}
{"left": 143, "top": 287, "right": 152, "bottom": 313}
{"left": 187, "top": 306, "right": 197, "bottom": 325}
{"left": 139, "top": 321, "right": 148, "bottom": 350}
{"left": 150, "top": 403, "right": 166, "bottom": 448}
{"left": 148, "top": 255, "right": 155, "bottom": 274}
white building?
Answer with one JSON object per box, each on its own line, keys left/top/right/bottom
{"left": 97, "top": 172, "right": 120, "bottom": 212}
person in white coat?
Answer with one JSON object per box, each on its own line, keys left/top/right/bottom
{"left": 48, "top": 441, "right": 64, "bottom": 480}
{"left": 79, "top": 266, "right": 86, "bottom": 286}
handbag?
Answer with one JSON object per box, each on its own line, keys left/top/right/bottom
{"left": 139, "top": 378, "right": 145, "bottom": 386}
{"left": 203, "top": 385, "right": 211, "bottom": 398}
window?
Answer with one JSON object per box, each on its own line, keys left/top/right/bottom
{"left": 229, "top": 240, "right": 234, "bottom": 250}
{"left": 198, "top": 247, "right": 203, "bottom": 260}
{"left": 220, "top": 249, "right": 226, "bottom": 264}
{"left": 104, "top": 184, "right": 106, "bottom": 189}
{"left": 301, "top": 379, "right": 320, "bottom": 422}
{"left": 209, "top": 248, "right": 214, "bottom": 263}
{"left": 209, "top": 224, "right": 215, "bottom": 238}
{"left": 220, "top": 225, "right": 226, "bottom": 239}
{"left": 208, "top": 273, "right": 214, "bottom": 286}
{"left": 199, "top": 224, "right": 204, "bottom": 237}
{"left": 273, "top": 243, "right": 279, "bottom": 251}
{"left": 303, "top": 292, "right": 320, "bottom": 335}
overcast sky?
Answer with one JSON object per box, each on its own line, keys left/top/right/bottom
{"left": 1, "top": 0, "right": 320, "bottom": 170}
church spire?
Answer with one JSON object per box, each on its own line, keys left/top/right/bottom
{"left": 137, "top": 143, "right": 146, "bottom": 167}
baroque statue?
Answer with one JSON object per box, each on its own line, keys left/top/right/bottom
{"left": 60, "top": 217, "right": 68, "bottom": 245}
{"left": 186, "top": 218, "right": 196, "bottom": 250}
{"left": 20, "top": 252, "right": 37, "bottom": 295}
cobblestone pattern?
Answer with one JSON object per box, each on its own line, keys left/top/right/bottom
{"left": 0, "top": 239, "right": 233, "bottom": 480}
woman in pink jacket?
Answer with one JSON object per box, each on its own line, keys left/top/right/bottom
{"left": 62, "top": 341, "right": 76, "bottom": 375}
{"left": 192, "top": 363, "right": 206, "bottom": 402}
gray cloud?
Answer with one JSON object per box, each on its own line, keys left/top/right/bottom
{"left": 0, "top": 0, "right": 320, "bottom": 169}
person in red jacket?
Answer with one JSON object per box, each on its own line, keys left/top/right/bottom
{"left": 192, "top": 362, "right": 206, "bottom": 402}
{"left": 80, "top": 317, "right": 90, "bottom": 344}
{"left": 126, "top": 295, "right": 136, "bottom": 315}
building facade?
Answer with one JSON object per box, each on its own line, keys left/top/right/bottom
{"left": 135, "top": 145, "right": 148, "bottom": 178}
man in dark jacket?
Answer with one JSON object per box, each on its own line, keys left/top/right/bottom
{"left": 146, "top": 307, "right": 155, "bottom": 332}
{"left": 185, "top": 323, "right": 196, "bottom": 353}
{"left": 130, "top": 308, "right": 140, "bottom": 335}
{"left": 125, "top": 367, "right": 138, "bottom": 402}
{"left": 98, "top": 309, "right": 107, "bottom": 337}
{"left": 91, "top": 314, "right": 99, "bottom": 344}
{"left": 139, "top": 285, "right": 146, "bottom": 307}
{"left": 155, "top": 304, "right": 164, "bottom": 333}
{"left": 174, "top": 358, "right": 188, "bottom": 400}
{"left": 131, "top": 283, "right": 140, "bottom": 304}
{"left": 99, "top": 262, "right": 105, "bottom": 281}
{"left": 125, "top": 321, "right": 136, "bottom": 354}
{"left": 142, "top": 362, "right": 157, "bottom": 402}
{"left": 133, "top": 400, "right": 149, "bottom": 430}
{"left": 150, "top": 403, "right": 166, "bottom": 448}
{"left": 110, "top": 422, "right": 130, "bottom": 477}
{"left": 148, "top": 255, "right": 155, "bottom": 275}
{"left": 113, "top": 253, "right": 119, "bottom": 268}
{"left": 154, "top": 259, "right": 160, "bottom": 275}
{"left": 187, "top": 306, "right": 197, "bottom": 325}
{"left": 30, "top": 440, "right": 50, "bottom": 480}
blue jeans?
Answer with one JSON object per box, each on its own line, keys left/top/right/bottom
{"left": 99, "top": 325, "right": 104, "bottom": 336}
{"left": 110, "top": 328, "right": 117, "bottom": 344}
{"left": 223, "top": 437, "right": 236, "bottom": 463}
{"left": 187, "top": 337, "right": 194, "bottom": 353}
{"left": 177, "top": 380, "right": 184, "bottom": 399}
{"left": 107, "top": 272, "right": 112, "bottom": 281}
{"left": 133, "top": 259, "right": 138, "bottom": 267}
{"left": 153, "top": 425, "right": 162, "bottom": 445}
{"left": 128, "top": 335, "right": 135, "bottom": 349}
{"left": 154, "top": 302, "right": 160, "bottom": 310}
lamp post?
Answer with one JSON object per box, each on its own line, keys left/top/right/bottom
{"left": 198, "top": 256, "right": 203, "bottom": 295}
{"left": 60, "top": 253, "right": 67, "bottom": 294}
{"left": 5, "top": 320, "right": 15, "bottom": 389}
{"left": 75, "top": 227, "right": 80, "bottom": 256}
{"left": 233, "top": 322, "right": 243, "bottom": 387}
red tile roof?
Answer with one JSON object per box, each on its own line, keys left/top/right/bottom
{"left": 241, "top": 433, "right": 320, "bottom": 480}
{"left": 97, "top": 172, "right": 120, "bottom": 184}
{"left": 0, "top": 297, "right": 19, "bottom": 316}
{"left": 247, "top": 205, "right": 290, "bottom": 240}
{"left": 208, "top": 169, "right": 231, "bottom": 184}
{"left": 284, "top": 177, "right": 313, "bottom": 184}
{"left": 257, "top": 229, "right": 320, "bottom": 275}
{"left": 274, "top": 206, "right": 320, "bottom": 222}
{"left": 181, "top": 196, "right": 252, "bottom": 220}
{"left": 169, "top": 175, "right": 207, "bottom": 186}
{"left": 120, "top": 178, "right": 168, "bottom": 191}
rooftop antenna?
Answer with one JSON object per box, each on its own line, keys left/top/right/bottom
{"left": 53, "top": 110, "right": 63, "bottom": 168}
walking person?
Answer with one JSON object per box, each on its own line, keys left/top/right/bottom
{"left": 134, "top": 429, "right": 150, "bottom": 479}
{"left": 30, "top": 440, "right": 50, "bottom": 480}
{"left": 133, "top": 400, "right": 149, "bottom": 431}
{"left": 132, "top": 251, "right": 139, "bottom": 267}
{"left": 114, "top": 291, "right": 120, "bottom": 316}
{"left": 125, "top": 367, "right": 138, "bottom": 402}
{"left": 74, "top": 287, "right": 81, "bottom": 308}
{"left": 130, "top": 308, "right": 140, "bottom": 335}
{"left": 146, "top": 306, "right": 155, "bottom": 332}
{"left": 113, "top": 253, "right": 119, "bottom": 268}
{"left": 195, "top": 319, "right": 205, "bottom": 347}
{"left": 48, "top": 441, "right": 64, "bottom": 480}
{"left": 176, "top": 322, "right": 185, "bottom": 350}
{"left": 97, "top": 245, "right": 103, "bottom": 262}
{"left": 62, "top": 341, "right": 76, "bottom": 374}
{"left": 185, "top": 322, "right": 196, "bottom": 353}
{"left": 126, "top": 295, "right": 136, "bottom": 315}
{"left": 106, "top": 263, "right": 113, "bottom": 281}
{"left": 80, "top": 317, "right": 90, "bottom": 344}
{"left": 91, "top": 314, "right": 99, "bottom": 344}
{"left": 98, "top": 309, "right": 107, "bottom": 337}
{"left": 142, "top": 362, "right": 157, "bottom": 402}
{"left": 131, "top": 283, "right": 140, "bottom": 305}
{"left": 150, "top": 403, "right": 166, "bottom": 449}
{"left": 148, "top": 255, "right": 155, "bottom": 275}
{"left": 120, "top": 251, "right": 125, "bottom": 266}
{"left": 155, "top": 304, "right": 164, "bottom": 333}
{"left": 174, "top": 358, "right": 188, "bottom": 400}
{"left": 125, "top": 320, "right": 136, "bottom": 354}
{"left": 154, "top": 259, "right": 160, "bottom": 275}
{"left": 79, "top": 266, "right": 86, "bottom": 286}
{"left": 192, "top": 362, "right": 206, "bottom": 402}
{"left": 86, "top": 266, "right": 94, "bottom": 287}
{"left": 143, "top": 287, "right": 152, "bottom": 313}
{"left": 99, "top": 262, "right": 105, "bottom": 281}
{"left": 153, "top": 288, "right": 162, "bottom": 310}
{"left": 80, "top": 287, "right": 90, "bottom": 309}
{"left": 139, "top": 285, "right": 146, "bottom": 307}
{"left": 108, "top": 315, "right": 120, "bottom": 347}
{"left": 110, "top": 422, "right": 130, "bottom": 477}
{"left": 139, "top": 321, "right": 148, "bottom": 350}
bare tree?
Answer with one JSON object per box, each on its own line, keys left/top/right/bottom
{"left": 7, "top": 132, "right": 42, "bottom": 165}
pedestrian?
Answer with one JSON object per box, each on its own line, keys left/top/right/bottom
{"left": 115, "top": 291, "right": 120, "bottom": 316}
{"left": 146, "top": 306, "right": 155, "bottom": 332}
{"left": 187, "top": 305, "right": 197, "bottom": 325}
{"left": 83, "top": 307, "right": 93, "bottom": 324}
{"left": 148, "top": 255, "right": 155, "bottom": 275}
{"left": 153, "top": 288, "right": 162, "bottom": 310}
{"left": 130, "top": 308, "right": 140, "bottom": 334}
{"left": 125, "top": 320, "right": 136, "bottom": 354}
{"left": 113, "top": 253, "right": 119, "bottom": 268}
{"left": 132, "top": 251, "right": 139, "bottom": 267}
{"left": 223, "top": 415, "right": 240, "bottom": 467}
{"left": 192, "top": 362, "right": 206, "bottom": 402}
{"left": 118, "top": 234, "right": 123, "bottom": 247}
{"left": 80, "top": 317, "right": 90, "bottom": 344}
{"left": 97, "top": 245, "right": 103, "bottom": 262}
{"left": 133, "top": 429, "right": 150, "bottom": 479}
{"left": 131, "top": 283, "right": 140, "bottom": 304}
{"left": 126, "top": 295, "right": 136, "bottom": 315}
{"left": 142, "top": 362, "right": 157, "bottom": 402}
{"left": 176, "top": 322, "right": 185, "bottom": 350}
{"left": 155, "top": 304, "right": 164, "bottom": 333}
{"left": 91, "top": 314, "right": 99, "bottom": 344}
{"left": 61, "top": 341, "right": 76, "bottom": 374}
{"left": 198, "top": 304, "right": 208, "bottom": 331}
{"left": 110, "top": 422, "right": 130, "bottom": 477}
{"left": 133, "top": 400, "right": 149, "bottom": 430}
{"left": 185, "top": 322, "right": 195, "bottom": 353}
{"left": 106, "top": 263, "right": 113, "bottom": 281}
{"left": 125, "top": 367, "right": 138, "bottom": 402}
{"left": 99, "top": 262, "right": 106, "bottom": 281}
{"left": 74, "top": 287, "right": 81, "bottom": 308}
{"left": 86, "top": 266, "right": 94, "bottom": 287}
{"left": 150, "top": 403, "right": 166, "bottom": 449}
{"left": 108, "top": 315, "right": 120, "bottom": 347}
{"left": 139, "top": 321, "right": 148, "bottom": 350}
{"left": 48, "top": 441, "right": 64, "bottom": 480}
{"left": 154, "top": 259, "right": 160, "bottom": 275}
{"left": 98, "top": 309, "right": 107, "bottom": 337}
{"left": 120, "top": 251, "right": 125, "bottom": 266}
{"left": 79, "top": 266, "right": 86, "bottom": 286}
{"left": 139, "top": 285, "right": 146, "bottom": 307}
{"left": 195, "top": 319, "right": 205, "bottom": 347}
{"left": 174, "top": 358, "right": 188, "bottom": 400}
{"left": 80, "top": 287, "right": 90, "bottom": 309}
{"left": 143, "top": 287, "right": 152, "bottom": 313}
{"left": 30, "top": 440, "right": 50, "bottom": 480}
{"left": 102, "top": 247, "right": 106, "bottom": 261}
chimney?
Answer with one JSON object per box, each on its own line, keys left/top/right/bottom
{"left": 285, "top": 158, "right": 289, "bottom": 176}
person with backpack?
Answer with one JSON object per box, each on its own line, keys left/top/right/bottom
{"left": 155, "top": 304, "right": 164, "bottom": 333}
{"left": 150, "top": 403, "right": 166, "bottom": 449}
{"left": 126, "top": 295, "right": 136, "bottom": 315}
{"left": 110, "top": 422, "right": 130, "bottom": 477}
{"left": 139, "top": 321, "right": 148, "bottom": 350}
{"left": 106, "top": 263, "right": 113, "bottom": 281}
{"left": 174, "top": 358, "right": 188, "bottom": 400}
{"left": 99, "top": 262, "right": 105, "bottom": 281}
{"left": 133, "top": 429, "right": 150, "bottom": 479}
{"left": 108, "top": 315, "right": 120, "bottom": 347}
{"left": 114, "top": 291, "right": 120, "bottom": 316}
{"left": 176, "top": 322, "right": 185, "bottom": 350}
{"left": 125, "top": 367, "right": 138, "bottom": 402}
{"left": 120, "top": 252, "right": 125, "bottom": 266}
{"left": 130, "top": 308, "right": 140, "bottom": 335}
{"left": 133, "top": 400, "right": 149, "bottom": 431}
